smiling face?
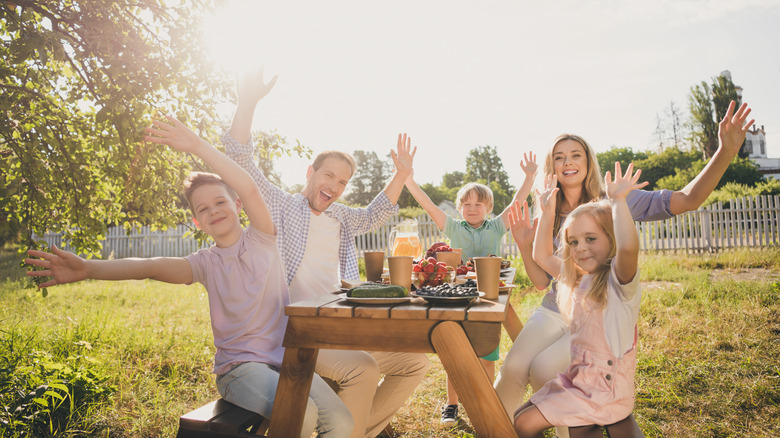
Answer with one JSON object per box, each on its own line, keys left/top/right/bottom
{"left": 459, "top": 193, "right": 490, "bottom": 227}
{"left": 564, "top": 213, "right": 613, "bottom": 275}
{"left": 551, "top": 139, "right": 589, "bottom": 188}
{"left": 190, "top": 183, "right": 243, "bottom": 244}
{"left": 301, "top": 156, "right": 353, "bottom": 213}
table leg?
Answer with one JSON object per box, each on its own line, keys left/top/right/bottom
{"left": 504, "top": 302, "right": 524, "bottom": 342}
{"left": 431, "top": 321, "right": 517, "bottom": 437}
{"left": 268, "top": 346, "right": 319, "bottom": 438}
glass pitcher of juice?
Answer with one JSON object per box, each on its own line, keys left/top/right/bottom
{"left": 388, "top": 218, "right": 422, "bottom": 259}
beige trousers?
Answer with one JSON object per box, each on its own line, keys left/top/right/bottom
{"left": 315, "top": 349, "right": 429, "bottom": 438}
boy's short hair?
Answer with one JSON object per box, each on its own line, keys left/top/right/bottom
{"left": 311, "top": 151, "right": 357, "bottom": 178}
{"left": 456, "top": 182, "right": 494, "bottom": 212}
{"left": 183, "top": 172, "right": 237, "bottom": 214}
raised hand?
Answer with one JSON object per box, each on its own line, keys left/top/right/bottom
{"left": 718, "top": 101, "right": 755, "bottom": 156}
{"left": 236, "top": 67, "right": 278, "bottom": 106}
{"left": 605, "top": 162, "right": 649, "bottom": 201}
{"left": 25, "top": 246, "right": 88, "bottom": 288}
{"left": 535, "top": 174, "right": 559, "bottom": 214}
{"left": 145, "top": 116, "right": 208, "bottom": 155}
{"left": 507, "top": 200, "right": 537, "bottom": 249}
{"left": 391, "top": 133, "right": 417, "bottom": 178}
{"left": 520, "top": 152, "right": 538, "bottom": 178}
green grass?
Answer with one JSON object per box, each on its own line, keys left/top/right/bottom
{"left": 1, "top": 247, "right": 779, "bottom": 436}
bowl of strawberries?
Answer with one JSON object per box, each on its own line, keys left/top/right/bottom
{"left": 412, "top": 257, "right": 456, "bottom": 288}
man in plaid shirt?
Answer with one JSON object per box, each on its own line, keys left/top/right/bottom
{"left": 223, "top": 70, "right": 429, "bottom": 438}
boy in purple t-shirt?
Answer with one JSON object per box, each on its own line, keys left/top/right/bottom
{"left": 26, "top": 117, "right": 352, "bottom": 438}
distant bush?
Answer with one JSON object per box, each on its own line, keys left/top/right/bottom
{"left": 703, "top": 179, "right": 780, "bottom": 207}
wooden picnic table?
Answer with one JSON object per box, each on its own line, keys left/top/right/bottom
{"left": 268, "top": 286, "right": 519, "bottom": 437}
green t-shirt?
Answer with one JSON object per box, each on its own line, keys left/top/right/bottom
{"left": 443, "top": 215, "right": 507, "bottom": 259}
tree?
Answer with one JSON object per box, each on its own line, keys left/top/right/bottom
{"left": 1, "top": 1, "right": 307, "bottom": 254}
{"left": 465, "top": 145, "right": 511, "bottom": 191}
{"left": 632, "top": 147, "right": 700, "bottom": 191}
{"left": 596, "top": 146, "right": 648, "bottom": 178}
{"left": 688, "top": 74, "right": 740, "bottom": 158}
{"left": 344, "top": 150, "right": 392, "bottom": 206}
{"left": 463, "top": 145, "right": 515, "bottom": 213}
{"left": 251, "top": 129, "right": 311, "bottom": 192}
{"left": 441, "top": 170, "right": 465, "bottom": 189}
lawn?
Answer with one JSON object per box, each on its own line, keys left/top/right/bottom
{"left": 1, "top": 247, "right": 778, "bottom": 437}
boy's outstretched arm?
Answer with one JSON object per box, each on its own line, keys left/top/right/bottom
{"left": 26, "top": 246, "right": 192, "bottom": 288}
{"left": 501, "top": 152, "right": 537, "bottom": 227}
{"left": 605, "top": 162, "right": 649, "bottom": 285}
{"left": 229, "top": 68, "right": 278, "bottom": 144}
{"left": 145, "top": 117, "right": 274, "bottom": 235}
{"left": 669, "top": 101, "right": 754, "bottom": 214}
{"left": 383, "top": 133, "right": 417, "bottom": 205}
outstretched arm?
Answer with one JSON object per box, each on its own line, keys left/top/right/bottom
{"left": 605, "top": 162, "right": 648, "bottom": 285}
{"left": 383, "top": 133, "right": 417, "bottom": 205}
{"left": 506, "top": 200, "right": 549, "bottom": 289}
{"left": 26, "top": 246, "right": 192, "bottom": 288}
{"left": 532, "top": 175, "right": 563, "bottom": 278}
{"left": 405, "top": 175, "right": 448, "bottom": 231}
{"left": 145, "top": 117, "right": 274, "bottom": 235}
{"left": 228, "top": 68, "right": 278, "bottom": 144}
{"left": 501, "top": 152, "right": 537, "bottom": 227}
{"left": 669, "top": 101, "right": 754, "bottom": 215}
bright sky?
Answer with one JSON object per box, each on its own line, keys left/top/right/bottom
{"left": 205, "top": 0, "right": 780, "bottom": 191}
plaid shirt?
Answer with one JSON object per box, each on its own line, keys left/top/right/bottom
{"left": 223, "top": 133, "right": 398, "bottom": 285}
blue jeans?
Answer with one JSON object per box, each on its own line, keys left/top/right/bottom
{"left": 216, "top": 362, "right": 353, "bottom": 438}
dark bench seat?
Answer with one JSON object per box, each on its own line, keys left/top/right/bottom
{"left": 176, "top": 399, "right": 269, "bottom": 438}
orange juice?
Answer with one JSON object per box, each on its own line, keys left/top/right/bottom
{"left": 391, "top": 235, "right": 422, "bottom": 259}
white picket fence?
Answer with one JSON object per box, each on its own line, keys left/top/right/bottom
{"left": 39, "top": 225, "right": 210, "bottom": 259}
{"left": 37, "top": 196, "right": 780, "bottom": 259}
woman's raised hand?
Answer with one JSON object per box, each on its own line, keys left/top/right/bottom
{"left": 535, "top": 174, "right": 559, "bottom": 213}
{"left": 605, "top": 162, "right": 649, "bottom": 201}
{"left": 507, "top": 200, "right": 537, "bottom": 249}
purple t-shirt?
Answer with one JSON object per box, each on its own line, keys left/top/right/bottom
{"left": 541, "top": 189, "right": 673, "bottom": 312}
{"left": 186, "top": 227, "right": 289, "bottom": 374}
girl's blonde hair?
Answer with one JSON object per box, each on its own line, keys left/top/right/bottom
{"left": 456, "top": 182, "right": 494, "bottom": 213}
{"left": 542, "top": 134, "right": 605, "bottom": 233}
{"left": 556, "top": 199, "right": 615, "bottom": 323}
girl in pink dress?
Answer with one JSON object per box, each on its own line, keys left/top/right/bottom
{"left": 512, "top": 162, "right": 648, "bottom": 437}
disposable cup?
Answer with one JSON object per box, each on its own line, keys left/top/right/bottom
{"left": 387, "top": 256, "right": 413, "bottom": 292}
{"left": 436, "top": 251, "right": 461, "bottom": 269}
{"left": 363, "top": 251, "right": 386, "bottom": 282}
{"left": 474, "top": 257, "right": 501, "bottom": 300}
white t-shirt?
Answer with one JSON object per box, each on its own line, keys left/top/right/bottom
{"left": 288, "top": 211, "right": 341, "bottom": 303}
{"left": 603, "top": 262, "right": 641, "bottom": 358}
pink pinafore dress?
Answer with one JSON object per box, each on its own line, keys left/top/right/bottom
{"left": 529, "top": 274, "right": 638, "bottom": 426}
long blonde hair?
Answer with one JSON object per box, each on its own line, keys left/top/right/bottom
{"left": 542, "top": 134, "right": 605, "bottom": 233}
{"left": 556, "top": 199, "right": 615, "bottom": 323}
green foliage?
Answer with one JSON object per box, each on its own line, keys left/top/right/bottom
{"left": 441, "top": 170, "right": 465, "bottom": 189}
{"left": 0, "top": 329, "right": 116, "bottom": 437}
{"left": 344, "top": 150, "right": 391, "bottom": 206}
{"left": 398, "top": 206, "right": 426, "bottom": 219}
{"left": 632, "top": 147, "right": 701, "bottom": 190}
{"left": 688, "top": 74, "right": 740, "bottom": 158}
{"left": 0, "top": 0, "right": 231, "bottom": 255}
{"left": 251, "top": 130, "right": 312, "bottom": 192}
{"left": 596, "top": 146, "right": 648, "bottom": 178}
{"left": 704, "top": 179, "right": 780, "bottom": 207}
